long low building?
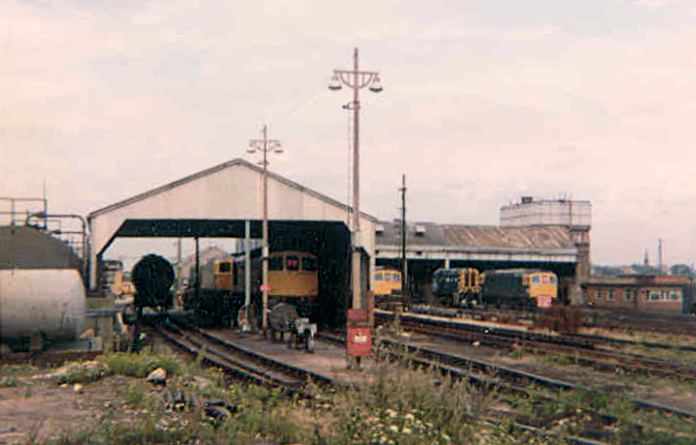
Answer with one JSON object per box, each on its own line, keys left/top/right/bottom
{"left": 375, "top": 220, "right": 583, "bottom": 303}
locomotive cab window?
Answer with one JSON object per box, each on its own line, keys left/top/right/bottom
{"left": 269, "top": 257, "right": 284, "bottom": 271}
{"left": 302, "top": 256, "right": 318, "bottom": 271}
{"left": 393, "top": 273, "right": 401, "bottom": 283}
{"left": 286, "top": 256, "right": 300, "bottom": 271}
{"left": 375, "top": 273, "right": 384, "bottom": 281}
{"left": 218, "top": 262, "right": 231, "bottom": 273}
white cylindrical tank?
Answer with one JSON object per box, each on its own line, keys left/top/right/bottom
{"left": 0, "top": 269, "right": 86, "bottom": 341}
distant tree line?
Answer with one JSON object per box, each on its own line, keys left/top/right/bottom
{"left": 591, "top": 263, "right": 694, "bottom": 278}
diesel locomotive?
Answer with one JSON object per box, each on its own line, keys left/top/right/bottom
{"left": 182, "top": 249, "right": 319, "bottom": 326}
{"left": 432, "top": 267, "right": 558, "bottom": 309}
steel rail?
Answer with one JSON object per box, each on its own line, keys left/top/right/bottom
{"left": 378, "top": 311, "right": 696, "bottom": 379}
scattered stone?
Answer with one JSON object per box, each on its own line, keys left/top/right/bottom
{"left": 49, "top": 360, "right": 109, "bottom": 384}
{"left": 160, "top": 388, "right": 199, "bottom": 412}
{"left": 0, "top": 343, "right": 12, "bottom": 355}
{"left": 472, "top": 341, "right": 481, "bottom": 347}
{"left": 73, "top": 383, "right": 84, "bottom": 394}
{"left": 146, "top": 367, "right": 167, "bottom": 385}
{"left": 203, "top": 400, "right": 238, "bottom": 426}
{"left": 79, "top": 327, "right": 96, "bottom": 339}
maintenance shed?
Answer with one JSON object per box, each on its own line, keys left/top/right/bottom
{"left": 375, "top": 221, "right": 580, "bottom": 303}
{"left": 87, "top": 158, "right": 377, "bottom": 327}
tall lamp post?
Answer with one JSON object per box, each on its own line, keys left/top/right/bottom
{"left": 328, "top": 47, "right": 383, "bottom": 311}
{"left": 248, "top": 124, "right": 283, "bottom": 332}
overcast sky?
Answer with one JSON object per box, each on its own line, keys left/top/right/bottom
{"left": 3, "top": 0, "right": 696, "bottom": 266}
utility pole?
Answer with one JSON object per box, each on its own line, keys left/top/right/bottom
{"left": 329, "top": 48, "right": 383, "bottom": 311}
{"left": 248, "top": 124, "right": 283, "bottom": 332}
{"left": 400, "top": 174, "right": 409, "bottom": 309}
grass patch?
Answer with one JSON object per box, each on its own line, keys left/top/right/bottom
{"left": 0, "top": 376, "right": 21, "bottom": 387}
{"left": 103, "top": 352, "right": 181, "bottom": 378}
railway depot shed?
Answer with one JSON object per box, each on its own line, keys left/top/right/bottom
{"left": 375, "top": 221, "right": 581, "bottom": 302}
{"left": 87, "top": 158, "right": 378, "bottom": 326}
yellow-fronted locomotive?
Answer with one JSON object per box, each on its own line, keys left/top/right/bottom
{"left": 432, "top": 267, "right": 558, "bottom": 309}
{"left": 183, "top": 250, "right": 319, "bottom": 326}
{"left": 373, "top": 268, "right": 402, "bottom": 306}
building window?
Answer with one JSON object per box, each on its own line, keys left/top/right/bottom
{"left": 648, "top": 291, "right": 661, "bottom": 301}
{"left": 670, "top": 290, "right": 682, "bottom": 301}
{"left": 595, "top": 290, "right": 603, "bottom": 300}
{"left": 607, "top": 289, "right": 615, "bottom": 301}
{"left": 624, "top": 290, "right": 635, "bottom": 301}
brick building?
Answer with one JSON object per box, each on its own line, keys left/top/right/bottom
{"left": 582, "top": 275, "right": 693, "bottom": 314}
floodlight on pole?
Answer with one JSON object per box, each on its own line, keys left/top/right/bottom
{"left": 328, "top": 47, "right": 383, "bottom": 312}
{"left": 248, "top": 124, "right": 282, "bottom": 333}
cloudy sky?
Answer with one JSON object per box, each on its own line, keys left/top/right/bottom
{"left": 3, "top": 0, "right": 696, "bottom": 266}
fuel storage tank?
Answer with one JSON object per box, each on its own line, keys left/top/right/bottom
{"left": 0, "top": 225, "right": 86, "bottom": 349}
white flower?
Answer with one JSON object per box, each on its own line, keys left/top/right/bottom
{"left": 386, "top": 408, "right": 397, "bottom": 418}
{"left": 389, "top": 425, "right": 399, "bottom": 432}
{"left": 402, "top": 427, "right": 412, "bottom": 434}
{"left": 404, "top": 413, "right": 415, "bottom": 421}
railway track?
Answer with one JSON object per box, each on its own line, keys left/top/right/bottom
{"left": 411, "top": 304, "right": 696, "bottom": 352}
{"left": 318, "top": 332, "right": 694, "bottom": 443}
{"left": 411, "top": 304, "right": 696, "bottom": 336}
{"left": 377, "top": 311, "right": 696, "bottom": 380}
{"left": 157, "top": 319, "right": 334, "bottom": 395}
{"left": 158, "top": 319, "right": 613, "bottom": 444}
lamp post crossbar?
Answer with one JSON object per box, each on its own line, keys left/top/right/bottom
{"left": 328, "top": 48, "right": 382, "bottom": 312}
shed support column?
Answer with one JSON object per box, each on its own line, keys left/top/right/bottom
{"left": 194, "top": 237, "right": 200, "bottom": 302}
{"left": 444, "top": 257, "right": 450, "bottom": 269}
{"left": 244, "top": 220, "right": 251, "bottom": 331}
{"left": 89, "top": 252, "right": 99, "bottom": 290}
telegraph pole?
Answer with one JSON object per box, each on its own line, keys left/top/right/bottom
{"left": 329, "top": 48, "right": 383, "bottom": 310}
{"left": 248, "top": 125, "right": 283, "bottom": 332}
{"left": 400, "top": 174, "right": 409, "bottom": 309}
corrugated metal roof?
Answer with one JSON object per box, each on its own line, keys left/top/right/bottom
{"left": 375, "top": 221, "right": 575, "bottom": 251}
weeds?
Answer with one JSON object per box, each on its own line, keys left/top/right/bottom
{"left": 103, "top": 351, "right": 181, "bottom": 378}
{"left": 0, "top": 376, "right": 21, "bottom": 387}
{"left": 121, "top": 379, "right": 151, "bottom": 408}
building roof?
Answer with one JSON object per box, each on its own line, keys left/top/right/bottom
{"left": 88, "top": 158, "right": 378, "bottom": 222}
{"left": 375, "top": 221, "right": 575, "bottom": 251}
{"left": 585, "top": 275, "right": 691, "bottom": 287}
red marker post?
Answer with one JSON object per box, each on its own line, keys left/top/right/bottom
{"left": 347, "top": 309, "right": 372, "bottom": 368}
